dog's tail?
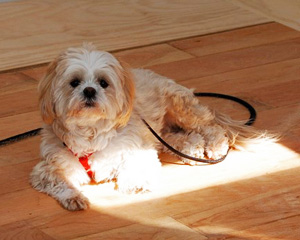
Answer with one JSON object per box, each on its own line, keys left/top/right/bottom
{"left": 214, "top": 111, "right": 278, "bottom": 150}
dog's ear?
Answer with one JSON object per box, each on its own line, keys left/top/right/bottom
{"left": 114, "top": 59, "right": 135, "bottom": 128}
{"left": 38, "top": 58, "right": 58, "bottom": 124}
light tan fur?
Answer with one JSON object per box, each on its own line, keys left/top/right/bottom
{"left": 38, "top": 58, "right": 58, "bottom": 124}
{"left": 113, "top": 59, "right": 135, "bottom": 128}
{"left": 30, "top": 44, "right": 274, "bottom": 211}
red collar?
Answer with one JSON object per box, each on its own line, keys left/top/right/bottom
{"left": 64, "top": 143, "right": 95, "bottom": 182}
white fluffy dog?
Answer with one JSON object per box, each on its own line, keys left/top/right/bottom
{"left": 30, "top": 44, "right": 268, "bottom": 211}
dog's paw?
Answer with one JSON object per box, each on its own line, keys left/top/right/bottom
{"left": 201, "top": 125, "right": 229, "bottom": 160}
{"left": 181, "top": 132, "right": 205, "bottom": 166}
{"left": 181, "top": 145, "right": 205, "bottom": 166}
{"left": 205, "top": 136, "right": 229, "bottom": 160}
{"left": 59, "top": 192, "right": 89, "bottom": 211}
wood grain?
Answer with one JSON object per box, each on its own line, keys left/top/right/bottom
{"left": 177, "top": 58, "right": 300, "bottom": 113}
{"left": 0, "top": 111, "right": 42, "bottom": 140}
{"left": 175, "top": 177, "right": 300, "bottom": 239}
{"left": 114, "top": 44, "right": 193, "bottom": 68}
{"left": 229, "top": 0, "right": 300, "bottom": 31}
{"left": 0, "top": 159, "right": 37, "bottom": 195}
{"left": 0, "top": 0, "right": 269, "bottom": 71}
{"left": 73, "top": 217, "right": 204, "bottom": 240}
{"left": 0, "top": 136, "right": 40, "bottom": 167}
{"left": 149, "top": 37, "right": 300, "bottom": 81}
{"left": 0, "top": 221, "right": 55, "bottom": 240}
{"left": 170, "top": 22, "right": 300, "bottom": 57}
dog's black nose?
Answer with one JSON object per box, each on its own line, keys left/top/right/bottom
{"left": 83, "top": 87, "right": 96, "bottom": 99}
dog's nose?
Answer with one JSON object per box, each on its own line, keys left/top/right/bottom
{"left": 83, "top": 87, "right": 96, "bottom": 99}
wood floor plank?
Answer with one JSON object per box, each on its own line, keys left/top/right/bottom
{"left": 170, "top": 23, "right": 300, "bottom": 57}
{"left": 0, "top": 160, "right": 37, "bottom": 195}
{"left": 175, "top": 185, "right": 300, "bottom": 239}
{"left": 0, "top": 136, "right": 40, "bottom": 167}
{"left": 256, "top": 103, "right": 300, "bottom": 153}
{"left": 229, "top": 0, "right": 300, "bottom": 31}
{"left": 158, "top": 167, "right": 300, "bottom": 239}
{"left": 251, "top": 103, "right": 300, "bottom": 133}
{"left": 73, "top": 217, "right": 204, "bottom": 240}
{"left": 114, "top": 44, "right": 194, "bottom": 68}
{"left": 0, "top": 111, "right": 41, "bottom": 140}
{"left": 29, "top": 211, "right": 135, "bottom": 240}
{"left": 245, "top": 79, "right": 300, "bottom": 108}
{"left": 0, "top": 72, "right": 39, "bottom": 140}
{"left": 21, "top": 65, "right": 48, "bottom": 82}
{"left": 0, "top": 72, "right": 37, "bottom": 96}
{"left": 0, "top": 0, "right": 268, "bottom": 71}
{"left": 184, "top": 76, "right": 300, "bottom": 115}
{"left": 243, "top": 215, "right": 300, "bottom": 240}
{"left": 0, "top": 88, "right": 38, "bottom": 118}
{"left": 0, "top": 188, "right": 60, "bottom": 226}
{"left": 178, "top": 58, "right": 300, "bottom": 92}
{"left": 0, "top": 220, "right": 55, "bottom": 240}
{"left": 149, "top": 38, "right": 300, "bottom": 81}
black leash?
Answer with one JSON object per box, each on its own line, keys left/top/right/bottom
{"left": 0, "top": 128, "right": 42, "bottom": 146}
{"left": 143, "top": 92, "right": 256, "bottom": 164}
{"left": 0, "top": 93, "right": 256, "bottom": 165}
{"left": 194, "top": 92, "right": 256, "bottom": 126}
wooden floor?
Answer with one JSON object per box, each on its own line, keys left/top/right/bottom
{"left": 0, "top": 0, "right": 269, "bottom": 71}
{"left": 1, "top": 1, "right": 300, "bottom": 239}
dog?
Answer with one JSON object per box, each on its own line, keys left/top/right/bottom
{"left": 30, "top": 44, "right": 271, "bottom": 211}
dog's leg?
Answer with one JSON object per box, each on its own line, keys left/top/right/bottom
{"left": 163, "top": 85, "right": 230, "bottom": 160}
{"left": 163, "top": 83, "right": 273, "bottom": 162}
{"left": 30, "top": 160, "right": 89, "bottom": 211}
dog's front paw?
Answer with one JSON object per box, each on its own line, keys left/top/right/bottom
{"left": 181, "top": 145, "right": 205, "bottom": 166}
{"left": 181, "top": 132, "right": 205, "bottom": 166}
{"left": 205, "top": 136, "right": 229, "bottom": 160}
{"left": 58, "top": 191, "right": 90, "bottom": 211}
{"left": 201, "top": 126, "right": 229, "bottom": 160}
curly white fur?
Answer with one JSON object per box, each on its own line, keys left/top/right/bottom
{"left": 30, "top": 44, "right": 273, "bottom": 210}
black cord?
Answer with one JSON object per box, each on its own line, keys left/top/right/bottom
{"left": 194, "top": 92, "right": 256, "bottom": 126}
{"left": 0, "top": 128, "right": 42, "bottom": 147}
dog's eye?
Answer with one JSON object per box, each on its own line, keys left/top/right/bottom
{"left": 99, "top": 78, "right": 109, "bottom": 89}
{"left": 70, "top": 78, "right": 81, "bottom": 88}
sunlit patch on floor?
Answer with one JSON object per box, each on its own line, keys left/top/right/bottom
{"left": 80, "top": 141, "right": 299, "bottom": 217}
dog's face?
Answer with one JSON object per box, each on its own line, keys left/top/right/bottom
{"left": 39, "top": 44, "right": 135, "bottom": 128}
